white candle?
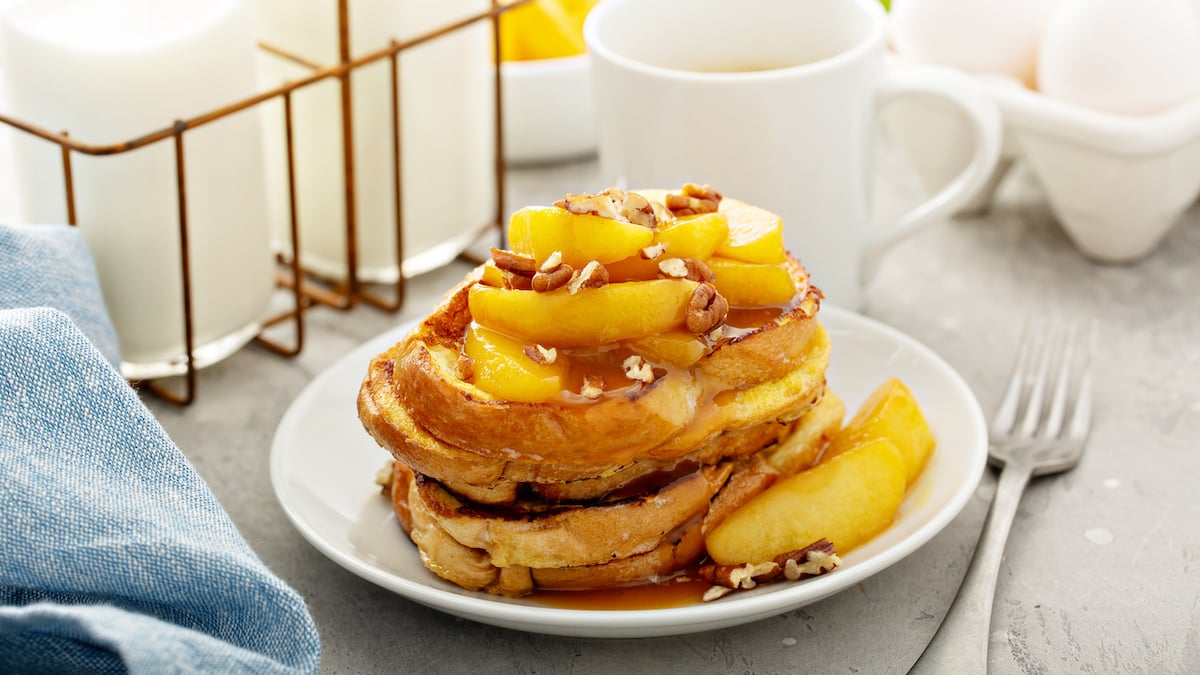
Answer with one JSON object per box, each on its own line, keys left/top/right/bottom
{"left": 0, "top": 0, "right": 23, "bottom": 224}
{"left": 0, "top": 71, "right": 19, "bottom": 224}
{"left": 257, "top": 0, "right": 496, "bottom": 282}
{"left": 0, "top": 0, "right": 274, "bottom": 378}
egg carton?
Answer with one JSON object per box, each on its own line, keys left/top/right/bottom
{"left": 883, "top": 62, "right": 1200, "bottom": 263}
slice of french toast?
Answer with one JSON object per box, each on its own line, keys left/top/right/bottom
{"left": 357, "top": 263, "right": 828, "bottom": 494}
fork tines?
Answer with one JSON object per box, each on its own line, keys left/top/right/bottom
{"left": 991, "top": 322, "right": 1093, "bottom": 445}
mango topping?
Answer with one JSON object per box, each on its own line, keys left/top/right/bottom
{"left": 468, "top": 186, "right": 811, "bottom": 402}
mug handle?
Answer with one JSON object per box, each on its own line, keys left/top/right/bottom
{"left": 862, "top": 65, "right": 1002, "bottom": 281}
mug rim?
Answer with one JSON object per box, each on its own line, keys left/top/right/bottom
{"left": 583, "top": 0, "right": 887, "bottom": 82}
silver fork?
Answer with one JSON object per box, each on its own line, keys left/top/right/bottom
{"left": 911, "top": 323, "right": 1093, "bottom": 674}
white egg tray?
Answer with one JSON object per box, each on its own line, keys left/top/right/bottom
{"left": 884, "top": 62, "right": 1200, "bottom": 263}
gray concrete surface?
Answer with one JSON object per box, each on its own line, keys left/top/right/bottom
{"left": 148, "top": 159, "right": 1200, "bottom": 673}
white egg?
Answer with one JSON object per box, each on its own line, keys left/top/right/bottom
{"left": 890, "top": 0, "right": 1061, "bottom": 87}
{"left": 1038, "top": 0, "right": 1200, "bottom": 115}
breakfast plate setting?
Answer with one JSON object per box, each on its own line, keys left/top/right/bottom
{"left": 271, "top": 305, "right": 987, "bottom": 638}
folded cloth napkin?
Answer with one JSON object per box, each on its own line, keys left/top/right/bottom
{"left": 0, "top": 308, "right": 321, "bottom": 673}
{"left": 0, "top": 222, "right": 121, "bottom": 368}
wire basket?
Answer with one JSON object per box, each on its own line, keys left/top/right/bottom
{"left": 0, "top": 0, "right": 519, "bottom": 404}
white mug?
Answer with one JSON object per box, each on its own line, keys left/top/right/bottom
{"left": 584, "top": 0, "right": 1001, "bottom": 309}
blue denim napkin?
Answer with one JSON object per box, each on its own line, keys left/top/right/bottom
{"left": 0, "top": 222, "right": 120, "bottom": 368}
{"left": 0, "top": 241, "right": 320, "bottom": 671}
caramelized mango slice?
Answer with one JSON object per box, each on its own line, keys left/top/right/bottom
{"left": 604, "top": 255, "right": 660, "bottom": 282}
{"left": 825, "top": 378, "right": 936, "bottom": 485}
{"left": 464, "top": 324, "right": 567, "bottom": 402}
{"left": 628, "top": 330, "right": 708, "bottom": 368}
{"left": 655, "top": 212, "right": 729, "bottom": 260}
{"left": 705, "top": 438, "right": 906, "bottom": 564}
{"left": 709, "top": 257, "right": 797, "bottom": 307}
{"left": 715, "top": 200, "right": 786, "bottom": 264}
{"left": 508, "top": 206, "right": 654, "bottom": 268}
{"left": 468, "top": 280, "right": 698, "bottom": 347}
{"left": 479, "top": 261, "right": 506, "bottom": 288}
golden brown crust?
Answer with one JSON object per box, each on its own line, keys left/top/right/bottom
{"left": 393, "top": 338, "right": 698, "bottom": 464}
{"left": 413, "top": 463, "right": 732, "bottom": 569}
{"left": 389, "top": 395, "right": 845, "bottom": 595}
{"left": 359, "top": 340, "right": 827, "bottom": 489}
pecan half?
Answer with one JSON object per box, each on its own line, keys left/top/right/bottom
{"left": 568, "top": 260, "right": 609, "bottom": 295}
{"left": 490, "top": 247, "right": 537, "bottom": 276}
{"left": 532, "top": 262, "right": 574, "bottom": 292}
{"left": 686, "top": 283, "right": 729, "bottom": 334}
{"left": 658, "top": 257, "right": 714, "bottom": 283}
{"left": 666, "top": 183, "right": 722, "bottom": 216}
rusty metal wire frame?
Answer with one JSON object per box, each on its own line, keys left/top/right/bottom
{"left": 0, "top": 0, "right": 521, "bottom": 404}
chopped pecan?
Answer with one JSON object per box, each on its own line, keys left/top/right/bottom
{"left": 702, "top": 586, "right": 734, "bottom": 602}
{"left": 456, "top": 353, "right": 475, "bottom": 381}
{"left": 657, "top": 257, "right": 688, "bottom": 278}
{"left": 698, "top": 539, "right": 841, "bottom": 601}
{"left": 640, "top": 243, "right": 666, "bottom": 260}
{"left": 686, "top": 283, "right": 729, "bottom": 334}
{"left": 554, "top": 188, "right": 657, "bottom": 228}
{"left": 776, "top": 539, "right": 841, "bottom": 580}
{"left": 538, "top": 250, "right": 564, "bottom": 273}
{"left": 699, "top": 560, "right": 780, "bottom": 590}
{"left": 555, "top": 191, "right": 620, "bottom": 220}
{"left": 523, "top": 344, "right": 558, "bottom": 365}
{"left": 622, "top": 355, "right": 654, "bottom": 384}
{"left": 619, "top": 190, "right": 658, "bottom": 228}
{"left": 658, "top": 257, "right": 714, "bottom": 283}
{"left": 490, "top": 247, "right": 537, "bottom": 276}
{"left": 532, "top": 262, "right": 574, "bottom": 292}
{"left": 568, "top": 260, "right": 609, "bottom": 295}
{"left": 666, "top": 183, "right": 722, "bottom": 216}
{"left": 374, "top": 461, "right": 394, "bottom": 490}
{"left": 580, "top": 375, "right": 605, "bottom": 400}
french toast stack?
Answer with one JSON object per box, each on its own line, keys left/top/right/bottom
{"left": 358, "top": 186, "right": 842, "bottom": 596}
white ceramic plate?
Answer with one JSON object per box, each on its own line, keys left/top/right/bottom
{"left": 270, "top": 305, "right": 987, "bottom": 638}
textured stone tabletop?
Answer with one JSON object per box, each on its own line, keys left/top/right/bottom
{"left": 148, "top": 158, "right": 1200, "bottom": 674}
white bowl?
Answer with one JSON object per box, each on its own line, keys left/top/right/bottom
{"left": 501, "top": 54, "right": 596, "bottom": 165}
{"left": 883, "top": 58, "right": 1200, "bottom": 263}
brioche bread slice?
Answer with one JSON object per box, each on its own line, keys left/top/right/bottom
{"left": 360, "top": 328, "right": 829, "bottom": 493}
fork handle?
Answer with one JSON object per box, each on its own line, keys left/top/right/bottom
{"left": 910, "top": 463, "right": 1033, "bottom": 674}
